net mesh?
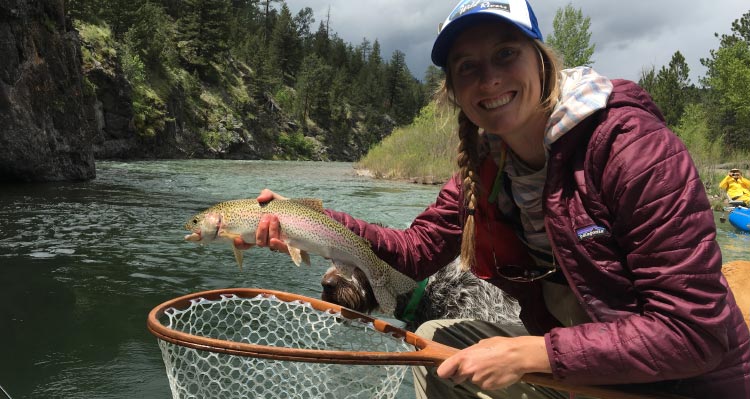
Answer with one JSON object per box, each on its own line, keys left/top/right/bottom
{"left": 155, "top": 293, "right": 412, "bottom": 399}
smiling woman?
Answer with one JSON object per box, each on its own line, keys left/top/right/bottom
{"left": 410, "top": 0, "right": 750, "bottom": 397}
{"left": 253, "top": 1, "right": 750, "bottom": 398}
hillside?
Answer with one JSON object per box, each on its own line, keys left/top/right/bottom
{"left": 72, "top": 0, "right": 432, "bottom": 162}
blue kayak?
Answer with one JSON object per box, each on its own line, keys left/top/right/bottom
{"left": 728, "top": 207, "right": 750, "bottom": 232}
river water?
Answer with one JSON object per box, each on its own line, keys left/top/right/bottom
{"left": 0, "top": 160, "right": 747, "bottom": 399}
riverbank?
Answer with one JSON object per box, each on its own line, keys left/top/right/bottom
{"left": 354, "top": 166, "right": 445, "bottom": 185}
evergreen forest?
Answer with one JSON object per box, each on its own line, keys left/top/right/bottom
{"left": 67, "top": 0, "right": 434, "bottom": 160}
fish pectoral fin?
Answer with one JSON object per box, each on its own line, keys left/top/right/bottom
{"left": 232, "top": 245, "right": 245, "bottom": 271}
{"left": 185, "top": 233, "right": 201, "bottom": 242}
{"left": 287, "top": 245, "right": 303, "bottom": 267}
{"left": 301, "top": 251, "right": 311, "bottom": 266}
{"left": 219, "top": 231, "right": 241, "bottom": 240}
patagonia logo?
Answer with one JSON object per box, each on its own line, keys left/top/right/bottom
{"left": 576, "top": 225, "right": 609, "bottom": 241}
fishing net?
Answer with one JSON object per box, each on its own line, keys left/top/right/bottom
{"left": 148, "top": 289, "right": 681, "bottom": 399}
{"left": 149, "top": 289, "right": 413, "bottom": 399}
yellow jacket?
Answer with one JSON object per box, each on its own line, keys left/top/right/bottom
{"left": 719, "top": 174, "right": 750, "bottom": 204}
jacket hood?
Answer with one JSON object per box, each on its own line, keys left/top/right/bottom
{"left": 544, "top": 67, "right": 613, "bottom": 150}
{"left": 606, "top": 78, "right": 667, "bottom": 123}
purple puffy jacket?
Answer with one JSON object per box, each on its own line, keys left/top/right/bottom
{"left": 326, "top": 80, "right": 750, "bottom": 398}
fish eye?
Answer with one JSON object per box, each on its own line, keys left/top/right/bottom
{"left": 192, "top": 218, "right": 198, "bottom": 225}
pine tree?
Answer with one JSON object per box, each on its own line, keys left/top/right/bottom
{"left": 269, "top": 4, "right": 302, "bottom": 86}
{"left": 650, "top": 51, "right": 691, "bottom": 127}
{"left": 102, "top": 0, "right": 144, "bottom": 38}
{"left": 312, "top": 21, "right": 330, "bottom": 60}
{"left": 177, "top": 0, "right": 231, "bottom": 69}
{"left": 360, "top": 40, "right": 385, "bottom": 110}
{"left": 385, "top": 50, "right": 407, "bottom": 119}
{"left": 295, "top": 54, "right": 332, "bottom": 125}
{"left": 260, "top": 0, "right": 281, "bottom": 44}
{"left": 423, "top": 65, "right": 445, "bottom": 101}
{"left": 123, "top": 2, "right": 176, "bottom": 70}
{"left": 545, "top": 3, "right": 595, "bottom": 68}
{"left": 227, "top": 0, "right": 263, "bottom": 52}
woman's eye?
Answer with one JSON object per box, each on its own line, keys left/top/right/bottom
{"left": 457, "top": 61, "right": 477, "bottom": 75}
{"left": 494, "top": 48, "right": 516, "bottom": 62}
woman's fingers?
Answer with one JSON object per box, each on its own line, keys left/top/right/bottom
{"left": 255, "top": 214, "right": 289, "bottom": 253}
{"left": 256, "top": 214, "right": 272, "bottom": 246}
{"left": 257, "top": 189, "right": 288, "bottom": 203}
{"left": 232, "top": 237, "right": 252, "bottom": 250}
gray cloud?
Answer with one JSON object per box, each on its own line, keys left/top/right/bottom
{"left": 288, "top": 0, "right": 748, "bottom": 83}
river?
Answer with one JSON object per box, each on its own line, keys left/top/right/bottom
{"left": 0, "top": 160, "right": 747, "bottom": 399}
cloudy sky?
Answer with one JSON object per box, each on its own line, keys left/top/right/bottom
{"left": 287, "top": 0, "right": 749, "bottom": 84}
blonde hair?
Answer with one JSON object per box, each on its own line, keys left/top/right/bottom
{"left": 440, "top": 40, "right": 563, "bottom": 271}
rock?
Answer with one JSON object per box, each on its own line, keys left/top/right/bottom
{"left": 0, "top": 0, "right": 96, "bottom": 182}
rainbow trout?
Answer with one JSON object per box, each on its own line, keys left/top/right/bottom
{"left": 184, "top": 198, "right": 416, "bottom": 314}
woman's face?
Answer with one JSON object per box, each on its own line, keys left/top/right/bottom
{"left": 447, "top": 21, "right": 545, "bottom": 140}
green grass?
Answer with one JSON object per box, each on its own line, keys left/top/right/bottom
{"left": 75, "top": 21, "right": 117, "bottom": 70}
{"left": 356, "top": 102, "right": 458, "bottom": 184}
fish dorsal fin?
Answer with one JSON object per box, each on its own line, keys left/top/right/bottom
{"left": 289, "top": 198, "right": 325, "bottom": 213}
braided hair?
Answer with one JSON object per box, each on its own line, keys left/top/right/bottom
{"left": 455, "top": 111, "right": 482, "bottom": 271}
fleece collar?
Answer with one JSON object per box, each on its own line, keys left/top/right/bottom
{"left": 544, "top": 67, "right": 613, "bottom": 149}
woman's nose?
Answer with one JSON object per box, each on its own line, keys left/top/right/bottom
{"left": 477, "top": 62, "right": 501, "bottom": 89}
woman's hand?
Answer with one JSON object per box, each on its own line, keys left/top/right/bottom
{"left": 436, "top": 336, "right": 551, "bottom": 391}
{"left": 233, "top": 189, "right": 289, "bottom": 253}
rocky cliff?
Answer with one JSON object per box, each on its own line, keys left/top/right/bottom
{"left": 0, "top": 2, "right": 401, "bottom": 177}
{"left": 0, "top": 0, "right": 96, "bottom": 182}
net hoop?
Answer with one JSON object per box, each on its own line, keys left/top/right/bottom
{"left": 147, "top": 288, "right": 456, "bottom": 365}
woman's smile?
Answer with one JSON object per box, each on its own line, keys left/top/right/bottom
{"left": 480, "top": 92, "right": 515, "bottom": 110}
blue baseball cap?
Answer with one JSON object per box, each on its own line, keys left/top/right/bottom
{"left": 431, "top": 0, "right": 543, "bottom": 68}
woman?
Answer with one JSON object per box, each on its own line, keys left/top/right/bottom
{"left": 252, "top": 0, "right": 750, "bottom": 397}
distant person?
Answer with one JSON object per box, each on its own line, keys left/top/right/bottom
{"left": 720, "top": 168, "right": 750, "bottom": 206}
{"left": 251, "top": 0, "right": 750, "bottom": 397}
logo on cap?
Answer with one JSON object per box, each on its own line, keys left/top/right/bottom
{"left": 432, "top": 0, "right": 541, "bottom": 67}
{"left": 450, "top": 1, "right": 512, "bottom": 22}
